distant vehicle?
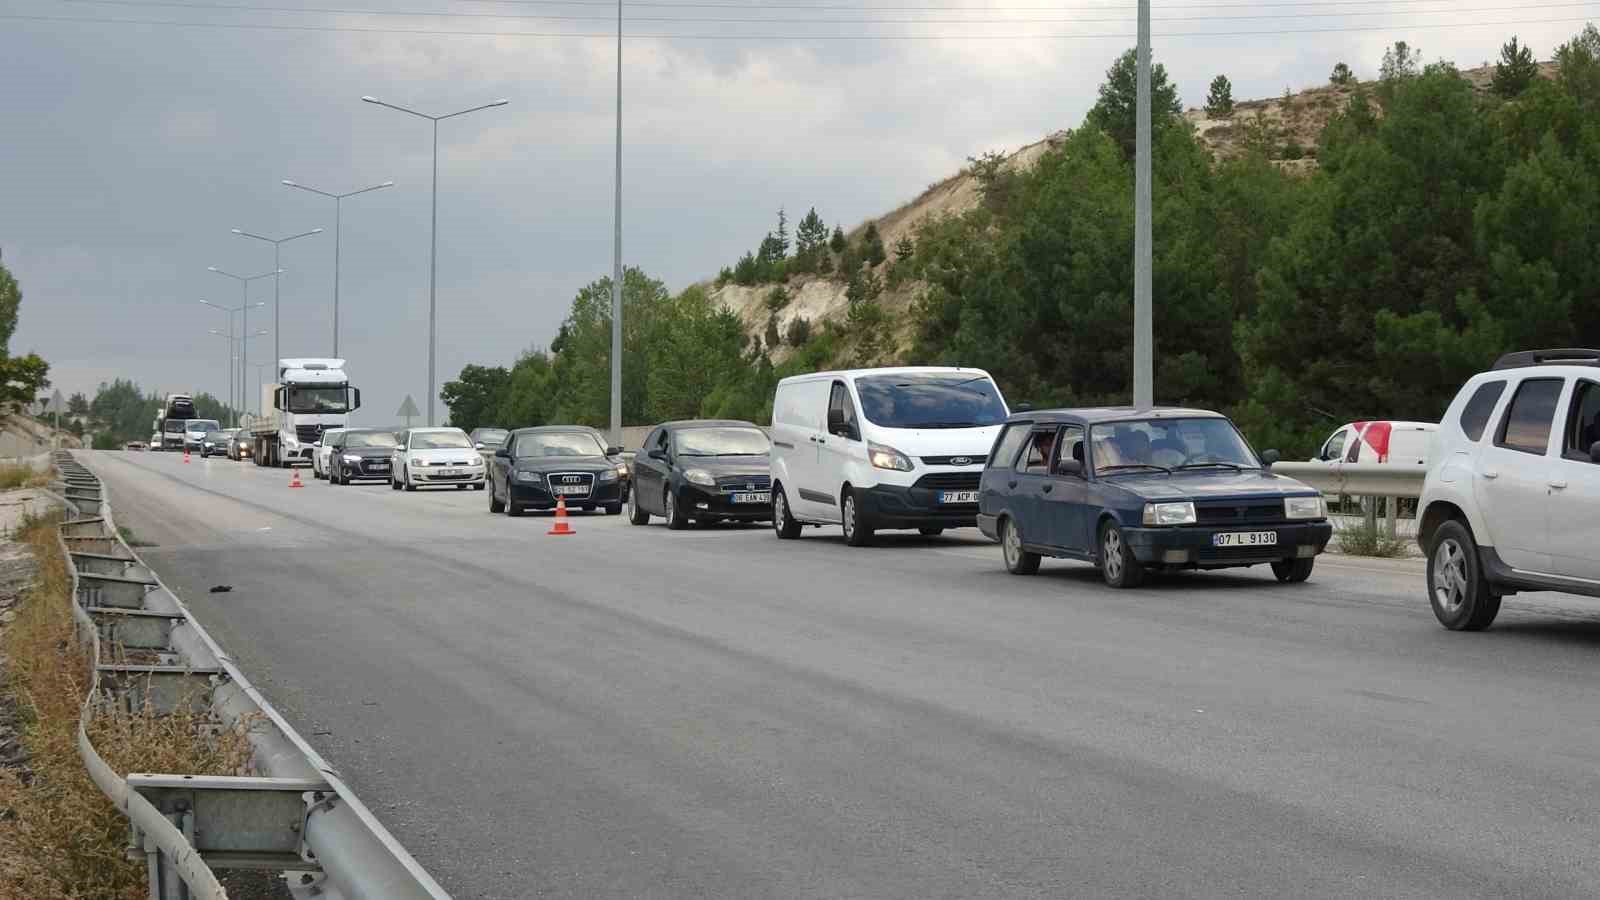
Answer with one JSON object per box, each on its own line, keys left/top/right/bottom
{"left": 769, "top": 366, "right": 1008, "bottom": 545}
{"left": 1418, "top": 349, "right": 1600, "bottom": 630}
{"left": 629, "top": 420, "right": 771, "bottom": 529}
{"left": 201, "top": 428, "right": 237, "bottom": 458}
{"left": 469, "top": 427, "right": 509, "bottom": 450}
{"left": 311, "top": 428, "right": 347, "bottom": 479}
{"left": 326, "top": 429, "right": 398, "bottom": 484}
{"left": 149, "top": 431, "right": 161, "bottom": 449}
{"left": 154, "top": 393, "right": 197, "bottom": 451}
{"left": 183, "top": 419, "right": 221, "bottom": 453}
{"left": 390, "top": 427, "right": 485, "bottom": 491}
{"left": 248, "top": 358, "right": 361, "bottom": 467}
{"left": 124, "top": 440, "right": 147, "bottom": 451}
{"left": 978, "top": 407, "right": 1332, "bottom": 587}
{"left": 1313, "top": 421, "right": 1437, "bottom": 465}
{"left": 229, "top": 431, "right": 254, "bottom": 461}
{"left": 488, "top": 426, "right": 626, "bottom": 517}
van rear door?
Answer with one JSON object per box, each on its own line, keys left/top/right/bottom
{"left": 773, "top": 378, "right": 832, "bottom": 520}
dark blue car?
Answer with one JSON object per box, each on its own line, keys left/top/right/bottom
{"left": 976, "top": 407, "right": 1333, "bottom": 587}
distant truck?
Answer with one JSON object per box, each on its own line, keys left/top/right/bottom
{"left": 153, "top": 392, "right": 197, "bottom": 451}
{"left": 248, "top": 358, "right": 362, "bottom": 467}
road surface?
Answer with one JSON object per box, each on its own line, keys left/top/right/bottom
{"left": 86, "top": 449, "right": 1600, "bottom": 899}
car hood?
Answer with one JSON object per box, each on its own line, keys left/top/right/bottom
{"left": 675, "top": 455, "right": 771, "bottom": 478}
{"left": 513, "top": 455, "right": 616, "bottom": 474}
{"left": 867, "top": 424, "right": 1004, "bottom": 457}
{"left": 405, "top": 447, "right": 478, "bottom": 463}
{"left": 341, "top": 446, "right": 394, "bottom": 458}
{"left": 1102, "top": 469, "right": 1319, "bottom": 502}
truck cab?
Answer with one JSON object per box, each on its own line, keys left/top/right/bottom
{"left": 249, "top": 358, "right": 362, "bottom": 466}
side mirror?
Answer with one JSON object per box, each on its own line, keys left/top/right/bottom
{"left": 1054, "top": 459, "right": 1084, "bottom": 478}
{"left": 1261, "top": 449, "right": 1280, "bottom": 468}
{"left": 494, "top": 448, "right": 511, "bottom": 459}
{"left": 474, "top": 442, "right": 485, "bottom": 450}
{"left": 648, "top": 448, "right": 668, "bottom": 461}
{"left": 827, "top": 407, "right": 847, "bottom": 436}
{"left": 351, "top": 388, "right": 362, "bottom": 411}
{"left": 606, "top": 445, "right": 623, "bottom": 456}
{"left": 312, "top": 441, "right": 322, "bottom": 448}
{"left": 272, "top": 387, "right": 284, "bottom": 411}
{"left": 1590, "top": 440, "right": 1600, "bottom": 464}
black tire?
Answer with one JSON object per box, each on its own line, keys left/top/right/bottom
{"left": 506, "top": 498, "right": 523, "bottom": 517}
{"left": 488, "top": 481, "right": 505, "bottom": 513}
{"left": 773, "top": 484, "right": 802, "bottom": 539}
{"left": 1427, "top": 520, "right": 1501, "bottom": 631}
{"left": 391, "top": 474, "right": 402, "bottom": 491}
{"left": 841, "top": 490, "right": 874, "bottom": 547}
{"left": 1001, "top": 517, "right": 1040, "bottom": 575}
{"left": 473, "top": 482, "right": 485, "bottom": 491}
{"left": 327, "top": 467, "right": 338, "bottom": 486}
{"left": 1099, "top": 520, "right": 1145, "bottom": 588}
{"left": 403, "top": 467, "right": 417, "bottom": 491}
{"left": 1271, "top": 557, "right": 1315, "bottom": 583}
{"left": 628, "top": 486, "right": 650, "bottom": 525}
{"left": 605, "top": 502, "right": 623, "bottom": 516}
{"left": 919, "top": 527, "right": 944, "bottom": 537}
{"left": 456, "top": 484, "right": 467, "bottom": 491}
{"left": 665, "top": 489, "right": 690, "bottom": 530}
{"left": 581, "top": 504, "right": 596, "bottom": 513}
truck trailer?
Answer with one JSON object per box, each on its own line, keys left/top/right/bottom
{"left": 248, "top": 359, "right": 362, "bottom": 467}
{"left": 152, "top": 393, "right": 197, "bottom": 451}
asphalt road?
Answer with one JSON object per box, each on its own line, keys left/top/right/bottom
{"left": 85, "top": 449, "right": 1600, "bottom": 899}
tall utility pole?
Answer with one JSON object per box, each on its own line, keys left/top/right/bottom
{"left": 232, "top": 228, "right": 323, "bottom": 371}
{"left": 207, "top": 268, "right": 275, "bottom": 420}
{"left": 361, "top": 95, "right": 508, "bottom": 426}
{"left": 610, "top": 0, "right": 624, "bottom": 447}
{"left": 282, "top": 179, "right": 394, "bottom": 357}
{"left": 1132, "top": 0, "right": 1153, "bottom": 411}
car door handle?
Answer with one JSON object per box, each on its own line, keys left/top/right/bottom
{"left": 816, "top": 438, "right": 826, "bottom": 445}
{"left": 1042, "top": 484, "right": 1053, "bottom": 493}
{"left": 1550, "top": 479, "right": 1568, "bottom": 490}
{"left": 1482, "top": 469, "right": 1499, "bottom": 479}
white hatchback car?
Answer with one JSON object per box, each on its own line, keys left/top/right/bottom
{"left": 391, "top": 427, "right": 487, "bottom": 492}
{"left": 311, "top": 428, "right": 346, "bottom": 479}
{"left": 1418, "top": 349, "right": 1600, "bottom": 630}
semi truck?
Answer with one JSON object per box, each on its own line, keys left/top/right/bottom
{"left": 248, "top": 359, "right": 362, "bottom": 467}
{"left": 152, "top": 393, "right": 197, "bottom": 451}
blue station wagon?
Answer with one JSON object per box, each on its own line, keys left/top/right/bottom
{"left": 976, "top": 407, "right": 1334, "bottom": 587}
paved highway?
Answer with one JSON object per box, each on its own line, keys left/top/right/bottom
{"left": 85, "top": 449, "right": 1600, "bottom": 899}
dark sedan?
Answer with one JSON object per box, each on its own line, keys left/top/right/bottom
{"left": 488, "top": 427, "right": 626, "bottom": 517}
{"left": 327, "top": 429, "right": 399, "bottom": 484}
{"left": 628, "top": 420, "right": 772, "bottom": 529}
{"left": 976, "top": 407, "right": 1332, "bottom": 588}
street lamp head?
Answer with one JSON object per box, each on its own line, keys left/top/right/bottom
{"left": 310, "top": 228, "right": 325, "bottom": 234}
{"left": 281, "top": 179, "right": 298, "bottom": 187}
{"left": 491, "top": 99, "right": 509, "bottom": 106}
{"left": 209, "top": 329, "right": 224, "bottom": 336}
{"left": 361, "top": 95, "right": 379, "bottom": 103}
{"left": 207, "top": 266, "right": 221, "bottom": 272}
{"left": 231, "top": 228, "right": 244, "bottom": 235}
{"left": 381, "top": 181, "right": 396, "bottom": 187}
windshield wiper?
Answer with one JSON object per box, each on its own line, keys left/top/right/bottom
{"left": 904, "top": 421, "right": 981, "bottom": 429}
{"left": 1176, "top": 462, "right": 1246, "bottom": 471}
{"left": 1100, "top": 463, "right": 1172, "bottom": 474}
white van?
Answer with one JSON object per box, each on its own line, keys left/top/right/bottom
{"left": 1312, "top": 420, "right": 1437, "bottom": 465}
{"left": 769, "top": 366, "right": 1009, "bottom": 546}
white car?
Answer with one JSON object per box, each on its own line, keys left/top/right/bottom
{"left": 1313, "top": 420, "right": 1437, "bottom": 465}
{"left": 183, "top": 419, "right": 221, "bottom": 452}
{"left": 769, "top": 366, "right": 1009, "bottom": 546}
{"left": 1417, "top": 348, "right": 1600, "bottom": 630}
{"left": 311, "top": 428, "right": 346, "bottom": 479}
{"left": 390, "top": 427, "right": 486, "bottom": 492}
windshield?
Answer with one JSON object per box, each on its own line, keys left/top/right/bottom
{"left": 163, "top": 420, "right": 187, "bottom": 433}
{"left": 675, "top": 427, "right": 771, "bottom": 456}
{"left": 516, "top": 432, "right": 607, "bottom": 458}
{"left": 474, "top": 429, "right": 509, "bottom": 446}
{"left": 285, "top": 386, "right": 351, "bottom": 414}
{"left": 1090, "top": 417, "right": 1259, "bottom": 475}
{"left": 345, "top": 431, "right": 398, "bottom": 449}
{"left": 186, "top": 420, "right": 219, "bottom": 432}
{"left": 410, "top": 430, "right": 472, "bottom": 450}
{"left": 855, "top": 373, "right": 1008, "bottom": 429}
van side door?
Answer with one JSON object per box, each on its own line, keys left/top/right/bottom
{"left": 818, "top": 380, "right": 863, "bottom": 516}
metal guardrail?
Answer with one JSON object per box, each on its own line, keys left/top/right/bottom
{"left": 1272, "top": 461, "right": 1427, "bottom": 499}
{"left": 48, "top": 451, "right": 452, "bottom": 900}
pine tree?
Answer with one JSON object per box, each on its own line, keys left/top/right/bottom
{"left": 894, "top": 236, "right": 915, "bottom": 262}
{"left": 774, "top": 207, "right": 789, "bottom": 257}
{"left": 863, "top": 222, "right": 887, "bottom": 267}
{"left": 829, "top": 225, "right": 846, "bottom": 253}
{"left": 1329, "top": 62, "right": 1354, "bottom": 85}
{"left": 796, "top": 207, "right": 827, "bottom": 254}
{"left": 1492, "top": 36, "right": 1539, "bottom": 98}
{"left": 1204, "top": 75, "right": 1234, "bottom": 118}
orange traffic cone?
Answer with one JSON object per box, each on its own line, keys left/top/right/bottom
{"left": 288, "top": 468, "right": 304, "bottom": 489}
{"left": 183, "top": 447, "right": 191, "bottom": 464}
{"left": 547, "top": 496, "right": 575, "bottom": 535}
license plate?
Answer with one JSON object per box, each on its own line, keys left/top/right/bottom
{"left": 371, "top": 463, "right": 389, "bottom": 471}
{"left": 1212, "top": 531, "right": 1278, "bottom": 548}
{"left": 552, "top": 484, "right": 589, "bottom": 496}
{"left": 437, "top": 468, "right": 458, "bottom": 477}
{"left": 731, "top": 492, "right": 771, "bottom": 504}
{"left": 938, "top": 490, "right": 979, "bottom": 504}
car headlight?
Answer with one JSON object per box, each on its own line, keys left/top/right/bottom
{"left": 1142, "top": 501, "right": 1197, "bottom": 526}
{"left": 515, "top": 470, "right": 542, "bottom": 483}
{"left": 1284, "top": 496, "right": 1325, "bottom": 520}
{"left": 616, "top": 462, "right": 629, "bottom": 477}
{"left": 468, "top": 456, "right": 483, "bottom": 466}
{"left": 599, "top": 468, "right": 618, "bottom": 482}
{"left": 685, "top": 468, "right": 715, "bottom": 487}
{"left": 868, "top": 441, "right": 914, "bottom": 472}
{"left": 343, "top": 454, "right": 363, "bottom": 463}
{"left": 411, "top": 457, "right": 426, "bottom": 467}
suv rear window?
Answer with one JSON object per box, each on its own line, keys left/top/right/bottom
{"left": 1495, "top": 378, "right": 1562, "bottom": 455}
{"left": 1459, "top": 380, "right": 1507, "bottom": 442}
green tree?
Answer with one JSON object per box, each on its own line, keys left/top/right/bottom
{"left": 440, "top": 364, "right": 511, "bottom": 432}
{"left": 495, "top": 349, "right": 555, "bottom": 427}
{"left": 894, "top": 236, "right": 915, "bottom": 262}
{"left": 862, "top": 222, "right": 887, "bottom": 267}
{"left": 1379, "top": 41, "right": 1421, "bottom": 84}
{"left": 1493, "top": 36, "right": 1539, "bottom": 98}
{"left": 67, "top": 392, "right": 89, "bottom": 417}
{"left": 0, "top": 253, "right": 20, "bottom": 350}
{"left": 785, "top": 317, "right": 812, "bottom": 347}
{"left": 829, "top": 225, "right": 846, "bottom": 253}
{"left": 1085, "top": 48, "right": 1184, "bottom": 161}
{"left": 796, "top": 207, "right": 827, "bottom": 254}
{"left": 88, "top": 379, "right": 150, "bottom": 445}
{"left": 1205, "top": 74, "right": 1234, "bottom": 118}
{"left": 1330, "top": 62, "right": 1354, "bottom": 85}
{"left": 1555, "top": 24, "right": 1600, "bottom": 113}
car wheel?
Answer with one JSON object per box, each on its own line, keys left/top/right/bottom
{"left": 473, "top": 482, "right": 485, "bottom": 491}
{"left": 403, "top": 467, "right": 418, "bottom": 491}
{"left": 919, "top": 527, "right": 944, "bottom": 537}
{"left": 605, "top": 502, "right": 623, "bottom": 516}
{"left": 773, "top": 485, "right": 802, "bottom": 539}
{"left": 1428, "top": 520, "right": 1501, "bottom": 631}
{"left": 1271, "top": 557, "right": 1315, "bottom": 583}
{"left": 456, "top": 484, "right": 467, "bottom": 491}
{"left": 665, "top": 489, "right": 690, "bottom": 530}
{"left": 581, "top": 503, "right": 596, "bottom": 513}
{"left": 391, "top": 473, "right": 402, "bottom": 490}
{"left": 506, "top": 497, "right": 523, "bottom": 517}
{"left": 1001, "top": 517, "right": 1040, "bottom": 575}
{"left": 841, "top": 490, "right": 874, "bottom": 547}
{"left": 488, "top": 481, "right": 505, "bottom": 513}
{"left": 327, "top": 466, "right": 338, "bottom": 486}
{"left": 628, "top": 487, "right": 649, "bottom": 525}
{"left": 1099, "top": 520, "right": 1144, "bottom": 588}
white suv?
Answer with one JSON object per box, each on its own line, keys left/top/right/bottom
{"left": 1417, "top": 349, "right": 1600, "bottom": 630}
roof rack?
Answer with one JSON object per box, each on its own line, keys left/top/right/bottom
{"left": 1491, "top": 348, "right": 1600, "bottom": 371}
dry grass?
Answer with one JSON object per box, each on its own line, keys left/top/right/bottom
{"left": 0, "top": 511, "right": 253, "bottom": 900}
{"left": 1334, "top": 519, "right": 1413, "bottom": 558}
{"left": 0, "top": 464, "right": 48, "bottom": 492}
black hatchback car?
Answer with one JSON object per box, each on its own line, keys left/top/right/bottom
{"left": 976, "top": 407, "right": 1333, "bottom": 587}
{"left": 629, "top": 420, "right": 772, "bottom": 529}
{"left": 488, "top": 426, "right": 627, "bottom": 517}
{"left": 326, "top": 428, "right": 399, "bottom": 484}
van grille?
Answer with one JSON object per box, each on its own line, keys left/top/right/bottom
{"left": 920, "top": 455, "right": 986, "bottom": 467}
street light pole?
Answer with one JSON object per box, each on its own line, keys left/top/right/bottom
{"left": 611, "top": 0, "right": 623, "bottom": 447}
{"left": 207, "top": 268, "right": 274, "bottom": 419}
{"left": 203, "top": 315, "right": 236, "bottom": 423}
{"left": 1133, "top": 0, "right": 1153, "bottom": 411}
{"left": 281, "top": 179, "right": 394, "bottom": 357}
{"left": 232, "top": 228, "right": 324, "bottom": 371}
{"left": 361, "top": 94, "right": 508, "bottom": 426}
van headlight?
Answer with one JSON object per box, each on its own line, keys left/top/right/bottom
{"left": 1142, "top": 501, "right": 1196, "bottom": 526}
{"left": 868, "top": 441, "right": 914, "bottom": 472}
{"left": 1285, "top": 496, "right": 1325, "bottom": 520}
{"left": 685, "top": 468, "right": 715, "bottom": 487}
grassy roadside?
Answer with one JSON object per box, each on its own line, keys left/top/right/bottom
{"left": 0, "top": 509, "right": 253, "bottom": 899}
{"left": 0, "top": 463, "right": 49, "bottom": 492}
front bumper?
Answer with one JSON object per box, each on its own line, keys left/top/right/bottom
{"left": 678, "top": 484, "right": 772, "bottom": 520}
{"left": 1123, "top": 521, "right": 1333, "bottom": 567}
{"left": 510, "top": 479, "right": 622, "bottom": 508}
{"left": 409, "top": 465, "right": 486, "bottom": 485}
{"left": 341, "top": 458, "right": 394, "bottom": 479}
{"left": 856, "top": 483, "right": 978, "bottom": 530}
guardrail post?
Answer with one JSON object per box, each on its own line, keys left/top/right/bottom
{"left": 1364, "top": 495, "right": 1378, "bottom": 533}
{"left": 1385, "top": 495, "right": 1398, "bottom": 540}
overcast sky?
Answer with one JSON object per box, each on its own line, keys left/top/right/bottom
{"left": 0, "top": 0, "right": 1589, "bottom": 424}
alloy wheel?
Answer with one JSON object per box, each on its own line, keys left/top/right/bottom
{"left": 1104, "top": 528, "right": 1124, "bottom": 582}
{"left": 1432, "top": 537, "right": 1467, "bottom": 615}
{"left": 1004, "top": 519, "right": 1021, "bottom": 567}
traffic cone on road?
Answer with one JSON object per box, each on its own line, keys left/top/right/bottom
{"left": 288, "top": 468, "right": 304, "bottom": 489}
{"left": 183, "top": 447, "right": 191, "bottom": 464}
{"left": 547, "top": 496, "right": 575, "bottom": 535}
